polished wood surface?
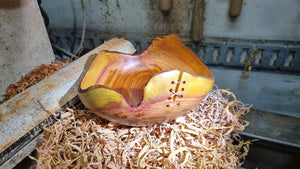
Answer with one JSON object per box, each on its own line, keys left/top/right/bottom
{"left": 81, "top": 35, "right": 212, "bottom": 106}
{"left": 79, "top": 35, "right": 214, "bottom": 126}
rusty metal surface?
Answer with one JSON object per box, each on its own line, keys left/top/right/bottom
{"left": 0, "top": 57, "right": 81, "bottom": 152}
{"left": 0, "top": 38, "right": 135, "bottom": 166}
{"left": 0, "top": 133, "right": 41, "bottom": 169}
{"left": 0, "top": 115, "right": 54, "bottom": 168}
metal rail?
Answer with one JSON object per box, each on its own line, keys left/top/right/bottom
{"left": 0, "top": 39, "right": 135, "bottom": 168}
{"left": 49, "top": 29, "right": 300, "bottom": 72}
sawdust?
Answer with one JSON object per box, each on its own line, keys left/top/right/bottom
{"left": 0, "top": 60, "right": 69, "bottom": 104}
{"left": 34, "top": 88, "right": 251, "bottom": 169}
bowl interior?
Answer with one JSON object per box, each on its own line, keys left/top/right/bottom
{"left": 80, "top": 35, "right": 212, "bottom": 106}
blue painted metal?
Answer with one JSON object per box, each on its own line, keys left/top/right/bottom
{"left": 48, "top": 29, "right": 300, "bottom": 72}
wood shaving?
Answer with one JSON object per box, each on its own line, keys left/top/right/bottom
{"left": 36, "top": 88, "right": 251, "bottom": 169}
{"left": 292, "top": 85, "right": 300, "bottom": 94}
{"left": 0, "top": 60, "right": 69, "bottom": 104}
{"left": 240, "top": 46, "right": 262, "bottom": 86}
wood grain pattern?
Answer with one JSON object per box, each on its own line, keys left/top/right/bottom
{"left": 192, "top": 0, "right": 205, "bottom": 42}
{"left": 79, "top": 35, "right": 214, "bottom": 126}
{"left": 229, "top": 0, "right": 243, "bottom": 18}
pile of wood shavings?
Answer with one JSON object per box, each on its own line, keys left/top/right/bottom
{"left": 35, "top": 89, "right": 250, "bottom": 169}
{"left": 0, "top": 60, "right": 69, "bottom": 104}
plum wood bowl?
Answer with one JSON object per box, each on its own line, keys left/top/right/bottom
{"left": 78, "top": 35, "right": 214, "bottom": 126}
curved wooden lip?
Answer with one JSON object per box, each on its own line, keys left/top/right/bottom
{"left": 79, "top": 34, "right": 212, "bottom": 89}
{"left": 95, "top": 35, "right": 174, "bottom": 58}
{"left": 79, "top": 35, "right": 170, "bottom": 91}
{"left": 78, "top": 67, "right": 214, "bottom": 107}
{"left": 79, "top": 35, "right": 214, "bottom": 107}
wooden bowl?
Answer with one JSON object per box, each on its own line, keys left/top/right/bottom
{"left": 79, "top": 35, "right": 214, "bottom": 126}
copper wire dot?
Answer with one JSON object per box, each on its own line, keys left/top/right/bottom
{"left": 169, "top": 89, "right": 173, "bottom": 92}
{"left": 177, "top": 103, "right": 180, "bottom": 105}
{"left": 181, "top": 88, "right": 185, "bottom": 91}
{"left": 180, "top": 95, "right": 183, "bottom": 98}
{"left": 171, "top": 81, "right": 175, "bottom": 84}
{"left": 183, "top": 81, "right": 186, "bottom": 84}
{"left": 168, "top": 97, "right": 172, "bottom": 100}
{"left": 166, "top": 104, "right": 170, "bottom": 107}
